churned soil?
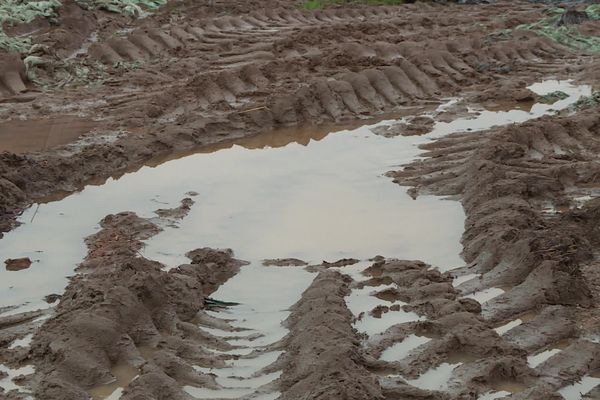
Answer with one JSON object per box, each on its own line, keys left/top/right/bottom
{"left": 0, "top": 0, "right": 594, "bottom": 235}
{"left": 1, "top": 0, "right": 600, "bottom": 399}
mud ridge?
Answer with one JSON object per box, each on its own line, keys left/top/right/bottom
{"left": 277, "top": 270, "right": 384, "bottom": 400}
{"left": 0, "top": 0, "right": 591, "bottom": 236}
{"left": 5, "top": 199, "right": 248, "bottom": 399}
{"left": 388, "top": 108, "right": 600, "bottom": 397}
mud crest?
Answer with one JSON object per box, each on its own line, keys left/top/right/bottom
{"left": 278, "top": 270, "right": 384, "bottom": 400}
{"left": 0, "top": 0, "right": 590, "bottom": 235}
{"left": 390, "top": 107, "right": 600, "bottom": 397}
{"left": 21, "top": 198, "right": 247, "bottom": 399}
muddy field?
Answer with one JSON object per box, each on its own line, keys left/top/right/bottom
{"left": 1, "top": 0, "right": 600, "bottom": 399}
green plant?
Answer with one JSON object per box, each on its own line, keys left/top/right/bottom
{"left": 0, "top": 0, "right": 61, "bottom": 52}
{"left": 490, "top": 5, "right": 600, "bottom": 53}
{"left": 570, "top": 91, "right": 600, "bottom": 111}
{"left": 0, "top": 0, "right": 61, "bottom": 25}
{"left": 537, "top": 90, "right": 569, "bottom": 104}
{"left": 0, "top": 30, "right": 32, "bottom": 52}
{"left": 77, "top": 0, "right": 167, "bottom": 16}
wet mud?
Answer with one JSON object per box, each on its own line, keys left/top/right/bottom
{"left": 0, "top": 0, "right": 596, "bottom": 235}
{"left": 18, "top": 200, "right": 246, "bottom": 399}
{"left": 1, "top": 0, "right": 600, "bottom": 399}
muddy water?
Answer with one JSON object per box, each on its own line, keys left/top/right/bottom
{"left": 0, "top": 80, "right": 592, "bottom": 397}
{"left": 0, "top": 116, "right": 99, "bottom": 153}
{"left": 559, "top": 375, "right": 600, "bottom": 400}
{"left": 0, "top": 112, "right": 470, "bottom": 316}
{"left": 181, "top": 264, "right": 313, "bottom": 399}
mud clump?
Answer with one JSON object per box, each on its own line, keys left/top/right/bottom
{"left": 386, "top": 107, "right": 600, "bottom": 395}
{"left": 390, "top": 111, "right": 600, "bottom": 319}
{"left": 469, "top": 81, "right": 536, "bottom": 110}
{"left": 558, "top": 9, "right": 589, "bottom": 26}
{"left": 322, "top": 258, "right": 359, "bottom": 268}
{"left": 372, "top": 115, "right": 435, "bottom": 137}
{"left": 4, "top": 257, "right": 32, "bottom": 271}
{"left": 262, "top": 258, "right": 308, "bottom": 267}
{"left": 26, "top": 202, "right": 247, "bottom": 399}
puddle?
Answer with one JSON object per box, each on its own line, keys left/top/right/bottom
{"left": 452, "top": 273, "right": 481, "bottom": 287}
{"left": 345, "top": 283, "right": 424, "bottom": 336}
{"left": 558, "top": 376, "right": 600, "bottom": 400}
{"left": 494, "top": 311, "right": 537, "bottom": 335}
{"left": 0, "top": 116, "right": 99, "bottom": 153}
{"left": 8, "top": 333, "right": 33, "bottom": 349}
{"left": 380, "top": 334, "right": 431, "bottom": 362}
{"left": 0, "top": 80, "right": 591, "bottom": 398}
{"left": 354, "top": 305, "right": 425, "bottom": 337}
{"left": 418, "top": 80, "right": 590, "bottom": 138}
{"left": 478, "top": 391, "right": 511, "bottom": 400}
{"left": 88, "top": 364, "right": 139, "bottom": 400}
{"left": 180, "top": 263, "right": 313, "bottom": 399}
{"left": 0, "top": 364, "right": 34, "bottom": 393}
{"left": 462, "top": 287, "right": 505, "bottom": 304}
{"left": 0, "top": 114, "right": 467, "bottom": 316}
{"left": 527, "top": 348, "right": 562, "bottom": 368}
{"left": 0, "top": 80, "right": 588, "bottom": 318}
{"left": 406, "top": 362, "right": 461, "bottom": 391}
{"left": 494, "top": 319, "right": 524, "bottom": 335}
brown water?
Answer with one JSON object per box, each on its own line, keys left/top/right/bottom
{"left": 88, "top": 364, "right": 139, "bottom": 400}
{"left": 0, "top": 80, "right": 592, "bottom": 399}
{"left": 0, "top": 115, "right": 99, "bottom": 153}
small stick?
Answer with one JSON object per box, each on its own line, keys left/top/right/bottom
{"left": 237, "top": 106, "right": 268, "bottom": 114}
{"left": 30, "top": 204, "right": 40, "bottom": 223}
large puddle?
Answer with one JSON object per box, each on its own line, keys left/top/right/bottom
{"left": 0, "top": 80, "right": 592, "bottom": 398}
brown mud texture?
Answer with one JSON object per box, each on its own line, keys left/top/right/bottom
{"left": 0, "top": 0, "right": 594, "bottom": 234}
{"left": 1, "top": 0, "right": 600, "bottom": 399}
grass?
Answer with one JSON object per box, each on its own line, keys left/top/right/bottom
{"left": 303, "top": 0, "right": 406, "bottom": 10}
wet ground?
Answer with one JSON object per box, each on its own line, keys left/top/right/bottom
{"left": 2, "top": 1, "right": 600, "bottom": 399}
{"left": 1, "top": 79, "right": 597, "bottom": 399}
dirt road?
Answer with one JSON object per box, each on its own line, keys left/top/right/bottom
{"left": 1, "top": 0, "right": 600, "bottom": 399}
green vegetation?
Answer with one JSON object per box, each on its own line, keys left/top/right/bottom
{"left": 0, "top": 0, "right": 166, "bottom": 52}
{"left": 303, "top": 0, "right": 406, "bottom": 10}
{"left": 537, "top": 90, "right": 569, "bottom": 105}
{"left": 0, "top": 0, "right": 61, "bottom": 53}
{"left": 77, "top": 0, "right": 166, "bottom": 17}
{"left": 0, "top": 0, "right": 61, "bottom": 25}
{"left": 586, "top": 4, "right": 600, "bottom": 21}
{"left": 570, "top": 91, "right": 600, "bottom": 111}
{"left": 513, "top": 5, "right": 600, "bottom": 53}
{"left": 0, "top": 31, "right": 32, "bottom": 53}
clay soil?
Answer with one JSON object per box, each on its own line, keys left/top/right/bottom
{"left": 2, "top": 0, "right": 600, "bottom": 399}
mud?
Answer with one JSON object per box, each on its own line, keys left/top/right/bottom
{"left": 0, "top": 116, "right": 99, "bottom": 154}
{"left": 4, "top": 258, "right": 32, "bottom": 272}
{"left": 262, "top": 258, "right": 308, "bottom": 267}
{"left": 389, "top": 96, "right": 600, "bottom": 397}
{"left": 1, "top": 0, "right": 600, "bottom": 399}
{"left": 16, "top": 200, "right": 247, "bottom": 399}
{"left": 0, "top": 0, "right": 595, "bottom": 236}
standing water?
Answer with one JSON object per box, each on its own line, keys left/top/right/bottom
{"left": 0, "top": 80, "right": 592, "bottom": 398}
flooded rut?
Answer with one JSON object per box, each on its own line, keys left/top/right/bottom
{"left": 0, "top": 80, "right": 593, "bottom": 398}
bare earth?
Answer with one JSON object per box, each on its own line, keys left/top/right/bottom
{"left": 1, "top": 0, "right": 600, "bottom": 399}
